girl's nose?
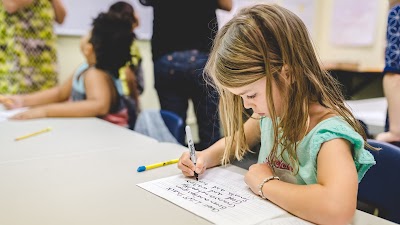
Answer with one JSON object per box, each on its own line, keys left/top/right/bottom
{"left": 242, "top": 98, "right": 252, "bottom": 110}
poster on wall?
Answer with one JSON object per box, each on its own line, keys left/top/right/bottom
{"left": 330, "top": 0, "right": 379, "bottom": 47}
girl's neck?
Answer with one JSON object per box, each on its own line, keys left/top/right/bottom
{"left": 307, "top": 102, "right": 336, "bottom": 132}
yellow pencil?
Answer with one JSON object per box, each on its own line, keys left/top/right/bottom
{"left": 15, "top": 127, "right": 52, "bottom": 141}
{"left": 137, "top": 158, "right": 179, "bottom": 172}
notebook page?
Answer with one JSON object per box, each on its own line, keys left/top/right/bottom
{"left": 137, "top": 167, "right": 286, "bottom": 225}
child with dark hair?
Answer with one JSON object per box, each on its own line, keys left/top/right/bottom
{"left": 108, "top": 1, "right": 144, "bottom": 129}
{"left": 109, "top": 1, "right": 139, "bottom": 29}
{"left": 0, "top": 12, "right": 134, "bottom": 127}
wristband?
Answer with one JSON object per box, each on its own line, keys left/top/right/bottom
{"left": 258, "top": 176, "right": 280, "bottom": 199}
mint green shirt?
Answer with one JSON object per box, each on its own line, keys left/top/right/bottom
{"left": 258, "top": 116, "right": 376, "bottom": 185}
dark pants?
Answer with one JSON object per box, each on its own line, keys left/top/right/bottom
{"left": 154, "top": 50, "right": 220, "bottom": 150}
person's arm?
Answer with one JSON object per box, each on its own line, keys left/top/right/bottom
{"left": 2, "top": 0, "right": 33, "bottom": 13}
{"left": 217, "top": 0, "right": 232, "bottom": 11}
{"left": 11, "top": 68, "right": 112, "bottom": 119}
{"left": 41, "top": 68, "right": 112, "bottom": 117}
{"left": 0, "top": 74, "right": 72, "bottom": 110}
{"left": 19, "top": 76, "right": 72, "bottom": 107}
{"left": 245, "top": 138, "right": 358, "bottom": 225}
{"left": 50, "top": 0, "right": 66, "bottom": 24}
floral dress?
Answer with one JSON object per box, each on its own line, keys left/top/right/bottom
{"left": 0, "top": 0, "right": 58, "bottom": 94}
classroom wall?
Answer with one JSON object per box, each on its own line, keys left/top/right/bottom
{"left": 315, "top": 1, "right": 388, "bottom": 70}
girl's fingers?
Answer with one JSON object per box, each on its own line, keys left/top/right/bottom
{"left": 178, "top": 151, "right": 208, "bottom": 177}
{"left": 178, "top": 152, "right": 195, "bottom": 176}
{"left": 194, "top": 157, "right": 206, "bottom": 175}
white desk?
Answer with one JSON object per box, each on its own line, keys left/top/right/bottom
{"left": 0, "top": 118, "right": 396, "bottom": 225}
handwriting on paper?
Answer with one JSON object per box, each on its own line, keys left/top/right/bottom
{"left": 167, "top": 179, "right": 251, "bottom": 212}
{"left": 137, "top": 167, "right": 286, "bottom": 225}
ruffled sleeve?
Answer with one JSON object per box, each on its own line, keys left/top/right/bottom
{"left": 308, "top": 122, "right": 376, "bottom": 182}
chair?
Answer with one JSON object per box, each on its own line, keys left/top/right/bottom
{"left": 357, "top": 139, "right": 400, "bottom": 224}
{"left": 160, "top": 110, "right": 185, "bottom": 145}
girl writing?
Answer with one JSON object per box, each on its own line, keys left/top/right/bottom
{"left": 178, "top": 4, "right": 376, "bottom": 224}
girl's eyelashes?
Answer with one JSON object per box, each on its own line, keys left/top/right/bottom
{"left": 246, "top": 94, "right": 256, "bottom": 99}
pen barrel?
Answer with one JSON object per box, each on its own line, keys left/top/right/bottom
{"left": 137, "top": 159, "right": 179, "bottom": 172}
{"left": 185, "top": 125, "right": 197, "bottom": 164}
{"left": 190, "top": 151, "right": 197, "bottom": 164}
{"left": 162, "top": 160, "right": 178, "bottom": 166}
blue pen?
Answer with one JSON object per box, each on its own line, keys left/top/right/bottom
{"left": 185, "top": 125, "right": 198, "bottom": 181}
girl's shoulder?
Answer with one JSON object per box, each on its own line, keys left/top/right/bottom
{"left": 305, "top": 116, "right": 364, "bottom": 157}
{"left": 82, "top": 67, "right": 110, "bottom": 81}
{"left": 308, "top": 116, "right": 356, "bottom": 138}
{"left": 303, "top": 116, "right": 375, "bottom": 182}
{"left": 302, "top": 116, "right": 363, "bottom": 157}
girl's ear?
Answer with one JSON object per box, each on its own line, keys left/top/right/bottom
{"left": 83, "top": 43, "right": 94, "bottom": 57}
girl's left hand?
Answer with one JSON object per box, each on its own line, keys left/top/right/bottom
{"left": 244, "top": 163, "right": 274, "bottom": 196}
{"left": 10, "top": 108, "right": 47, "bottom": 120}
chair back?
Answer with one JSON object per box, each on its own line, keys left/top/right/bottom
{"left": 160, "top": 110, "right": 185, "bottom": 145}
{"left": 358, "top": 139, "right": 400, "bottom": 224}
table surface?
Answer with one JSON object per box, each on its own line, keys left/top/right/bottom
{"left": 0, "top": 117, "right": 395, "bottom": 225}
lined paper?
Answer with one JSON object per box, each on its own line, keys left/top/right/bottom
{"left": 137, "top": 167, "right": 286, "bottom": 225}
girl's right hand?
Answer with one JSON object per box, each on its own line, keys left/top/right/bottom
{"left": 178, "top": 151, "right": 207, "bottom": 177}
{"left": 0, "top": 95, "right": 24, "bottom": 109}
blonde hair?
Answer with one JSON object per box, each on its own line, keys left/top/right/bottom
{"left": 204, "top": 4, "right": 373, "bottom": 169}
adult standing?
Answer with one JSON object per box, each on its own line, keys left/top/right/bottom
{"left": 376, "top": 0, "right": 400, "bottom": 143}
{"left": 139, "top": 0, "right": 232, "bottom": 150}
{"left": 0, "top": 0, "right": 66, "bottom": 94}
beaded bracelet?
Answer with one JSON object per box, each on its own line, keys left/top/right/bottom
{"left": 258, "top": 176, "right": 280, "bottom": 199}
